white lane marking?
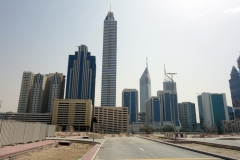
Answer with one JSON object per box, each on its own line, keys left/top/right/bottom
{"left": 139, "top": 148, "right": 144, "bottom": 151}
{"left": 130, "top": 142, "right": 133, "bottom": 144}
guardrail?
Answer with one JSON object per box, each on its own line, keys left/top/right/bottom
{"left": 0, "top": 120, "right": 56, "bottom": 147}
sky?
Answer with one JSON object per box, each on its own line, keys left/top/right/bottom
{"left": 0, "top": 0, "right": 240, "bottom": 122}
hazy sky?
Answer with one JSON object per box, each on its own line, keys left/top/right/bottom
{"left": 1, "top": 0, "right": 240, "bottom": 122}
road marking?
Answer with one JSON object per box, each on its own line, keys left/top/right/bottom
{"left": 130, "top": 142, "right": 133, "bottom": 144}
{"left": 139, "top": 148, "right": 144, "bottom": 151}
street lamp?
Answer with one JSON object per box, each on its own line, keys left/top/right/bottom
{"left": 167, "top": 73, "right": 177, "bottom": 142}
{"left": 0, "top": 100, "right": 2, "bottom": 109}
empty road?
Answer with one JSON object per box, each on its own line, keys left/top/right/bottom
{"left": 96, "top": 137, "right": 220, "bottom": 160}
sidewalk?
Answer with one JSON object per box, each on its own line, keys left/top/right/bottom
{"left": 0, "top": 140, "right": 56, "bottom": 159}
{"left": 181, "top": 137, "right": 240, "bottom": 148}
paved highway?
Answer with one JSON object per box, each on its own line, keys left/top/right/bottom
{"left": 96, "top": 137, "right": 220, "bottom": 160}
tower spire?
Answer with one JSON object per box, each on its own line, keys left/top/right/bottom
{"left": 110, "top": 3, "right": 111, "bottom": 12}
{"left": 164, "top": 64, "right": 166, "bottom": 75}
{"left": 146, "top": 57, "right": 148, "bottom": 68}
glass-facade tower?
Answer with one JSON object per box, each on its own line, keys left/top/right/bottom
{"left": 122, "top": 89, "right": 138, "bottom": 123}
{"left": 65, "top": 45, "right": 96, "bottom": 106}
{"left": 101, "top": 12, "right": 117, "bottom": 106}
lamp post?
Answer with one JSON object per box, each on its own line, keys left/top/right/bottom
{"left": 92, "top": 117, "right": 97, "bottom": 145}
{"left": 167, "top": 73, "right": 177, "bottom": 142}
{"left": 0, "top": 100, "right": 2, "bottom": 109}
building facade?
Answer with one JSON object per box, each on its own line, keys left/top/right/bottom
{"left": 52, "top": 99, "right": 93, "bottom": 131}
{"left": 94, "top": 107, "right": 128, "bottom": 134}
{"left": 0, "top": 112, "right": 52, "bottom": 124}
{"left": 44, "top": 73, "right": 65, "bottom": 113}
{"left": 18, "top": 72, "right": 65, "bottom": 113}
{"left": 198, "top": 93, "right": 229, "bottom": 131}
{"left": 139, "top": 63, "right": 151, "bottom": 112}
{"left": 65, "top": 45, "right": 96, "bottom": 106}
{"left": 122, "top": 89, "right": 138, "bottom": 123}
{"left": 29, "top": 73, "right": 47, "bottom": 113}
{"left": 17, "top": 71, "right": 35, "bottom": 113}
{"left": 101, "top": 12, "right": 117, "bottom": 106}
{"left": 178, "top": 102, "right": 197, "bottom": 131}
{"left": 228, "top": 106, "right": 234, "bottom": 120}
{"left": 145, "top": 97, "right": 160, "bottom": 123}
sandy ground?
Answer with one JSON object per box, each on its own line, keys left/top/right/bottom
{"left": 179, "top": 143, "right": 240, "bottom": 159}
{"left": 14, "top": 143, "right": 92, "bottom": 160}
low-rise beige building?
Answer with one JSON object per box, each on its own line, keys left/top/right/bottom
{"left": 52, "top": 99, "right": 92, "bottom": 131}
{"left": 94, "top": 107, "right": 128, "bottom": 134}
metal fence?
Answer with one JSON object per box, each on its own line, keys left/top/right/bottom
{"left": 0, "top": 120, "right": 56, "bottom": 147}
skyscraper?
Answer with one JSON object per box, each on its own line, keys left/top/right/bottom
{"left": 101, "top": 11, "right": 117, "bottom": 106}
{"left": 139, "top": 60, "right": 151, "bottom": 112}
{"left": 18, "top": 72, "right": 65, "bottom": 113}
{"left": 17, "top": 71, "right": 35, "bottom": 113}
{"left": 178, "top": 102, "right": 197, "bottom": 131}
{"left": 198, "top": 93, "right": 229, "bottom": 131}
{"left": 145, "top": 97, "right": 160, "bottom": 123}
{"left": 29, "top": 73, "right": 47, "bottom": 113}
{"left": 65, "top": 45, "right": 96, "bottom": 106}
{"left": 122, "top": 89, "right": 138, "bottom": 123}
{"left": 229, "top": 54, "right": 240, "bottom": 119}
{"left": 157, "top": 67, "right": 181, "bottom": 128}
{"left": 44, "top": 72, "right": 65, "bottom": 113}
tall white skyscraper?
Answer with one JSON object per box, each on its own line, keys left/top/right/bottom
{"left": 101, "top": 11, "right": 117, "bottom": 106}
{"left": 139, "top": 59, "right": 151, "bottom": 112}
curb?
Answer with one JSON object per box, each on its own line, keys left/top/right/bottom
{"left": 137, "top": 136, "right": 237, "bottom": 160}
{"left": 80, "top": 138, "right": 105, "bottom": 160}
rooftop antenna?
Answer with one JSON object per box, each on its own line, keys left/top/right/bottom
{"left": 146, "top": 57, "right": 148, "bottom": 68}
{"left": 164, "top": 64, "right": 166, "bottom": 75}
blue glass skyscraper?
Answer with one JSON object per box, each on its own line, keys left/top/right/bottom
{"left": 65, "top": 45, "right": 96, "bottom": 106}
{"left": 145, "top": 97, "right": 160, "bottom": 122}
{"left": 122, "top": 89, "right": 138, "bottom": 123}
{"left": 229, "top": 55, "right": 240, "bottom": 119}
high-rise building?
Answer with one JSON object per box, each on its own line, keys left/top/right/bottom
{"left": 229, "top": 54, "right": 240, "bottom": 118}
{"left": 44, "top": 73, "right": 65, "bottom": 113}
{"left": 139, "top": 60, "right": 151, "bottom": 112}
{"left": 227, "top": 106, "right": 234, "bottom": 120}
{"left": 145, "top": 97, "right": 160, "bottom": 123}
{"left": 198, "top": 93, "right": 229, "bottom": 131}
{"left": 65, "top": 45, "right": 96, "bottom": 106}
{"left": 178, "top": 102, "right": 197, "bottom": 131}
{"left": 17, "top": 71, "right": 35, "bottom": 113}
{"left": 18, "top": 72, "right": 65, "bottom": 113}
{"left": 29, "top": 73, "right": 47, "bottom": 113}
{"left": 101, "top": 11, "right": 117, "bottom": 107}
{"left": 122, "top": 89, "right": 138, "bottom": 123}
{"left": 157, "top": 71, "right": 180, "bottom": 127}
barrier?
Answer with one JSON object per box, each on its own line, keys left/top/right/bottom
{"left": 0, "top": 120, "right": 2, "bottom": 147}
{"left": 165, "top": 133, "right": 187, "bottom": 138}
{"left": 46, "top": 125, "right": 56, "bottom": 137}
{"left": 13, "top": 121, "right": 25, "bottom": 144}
{"left": 32, "top": 123, "right": 41, "bottom": 142}
{"left": 0, "top": 120, "right": 15, "bottom": 146}
{"left": 23, "top": 122, "right": 34, "bottom": 143}
{"left": 0, "top": 120, "right": 56, "bottom": 147}
{"left": 39, "top": 123, "right": 47, "bottom": 141}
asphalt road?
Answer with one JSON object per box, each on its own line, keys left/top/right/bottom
{"left": 96, "top": 137, "right": 221, "bottom": 160}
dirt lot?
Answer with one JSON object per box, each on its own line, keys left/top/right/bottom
{"left": 15, "top": 143, "right": 92, "bottom": 160}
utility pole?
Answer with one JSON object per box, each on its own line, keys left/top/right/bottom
{"left": 167, "top": 73, "right": 177, "bottom": 142}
